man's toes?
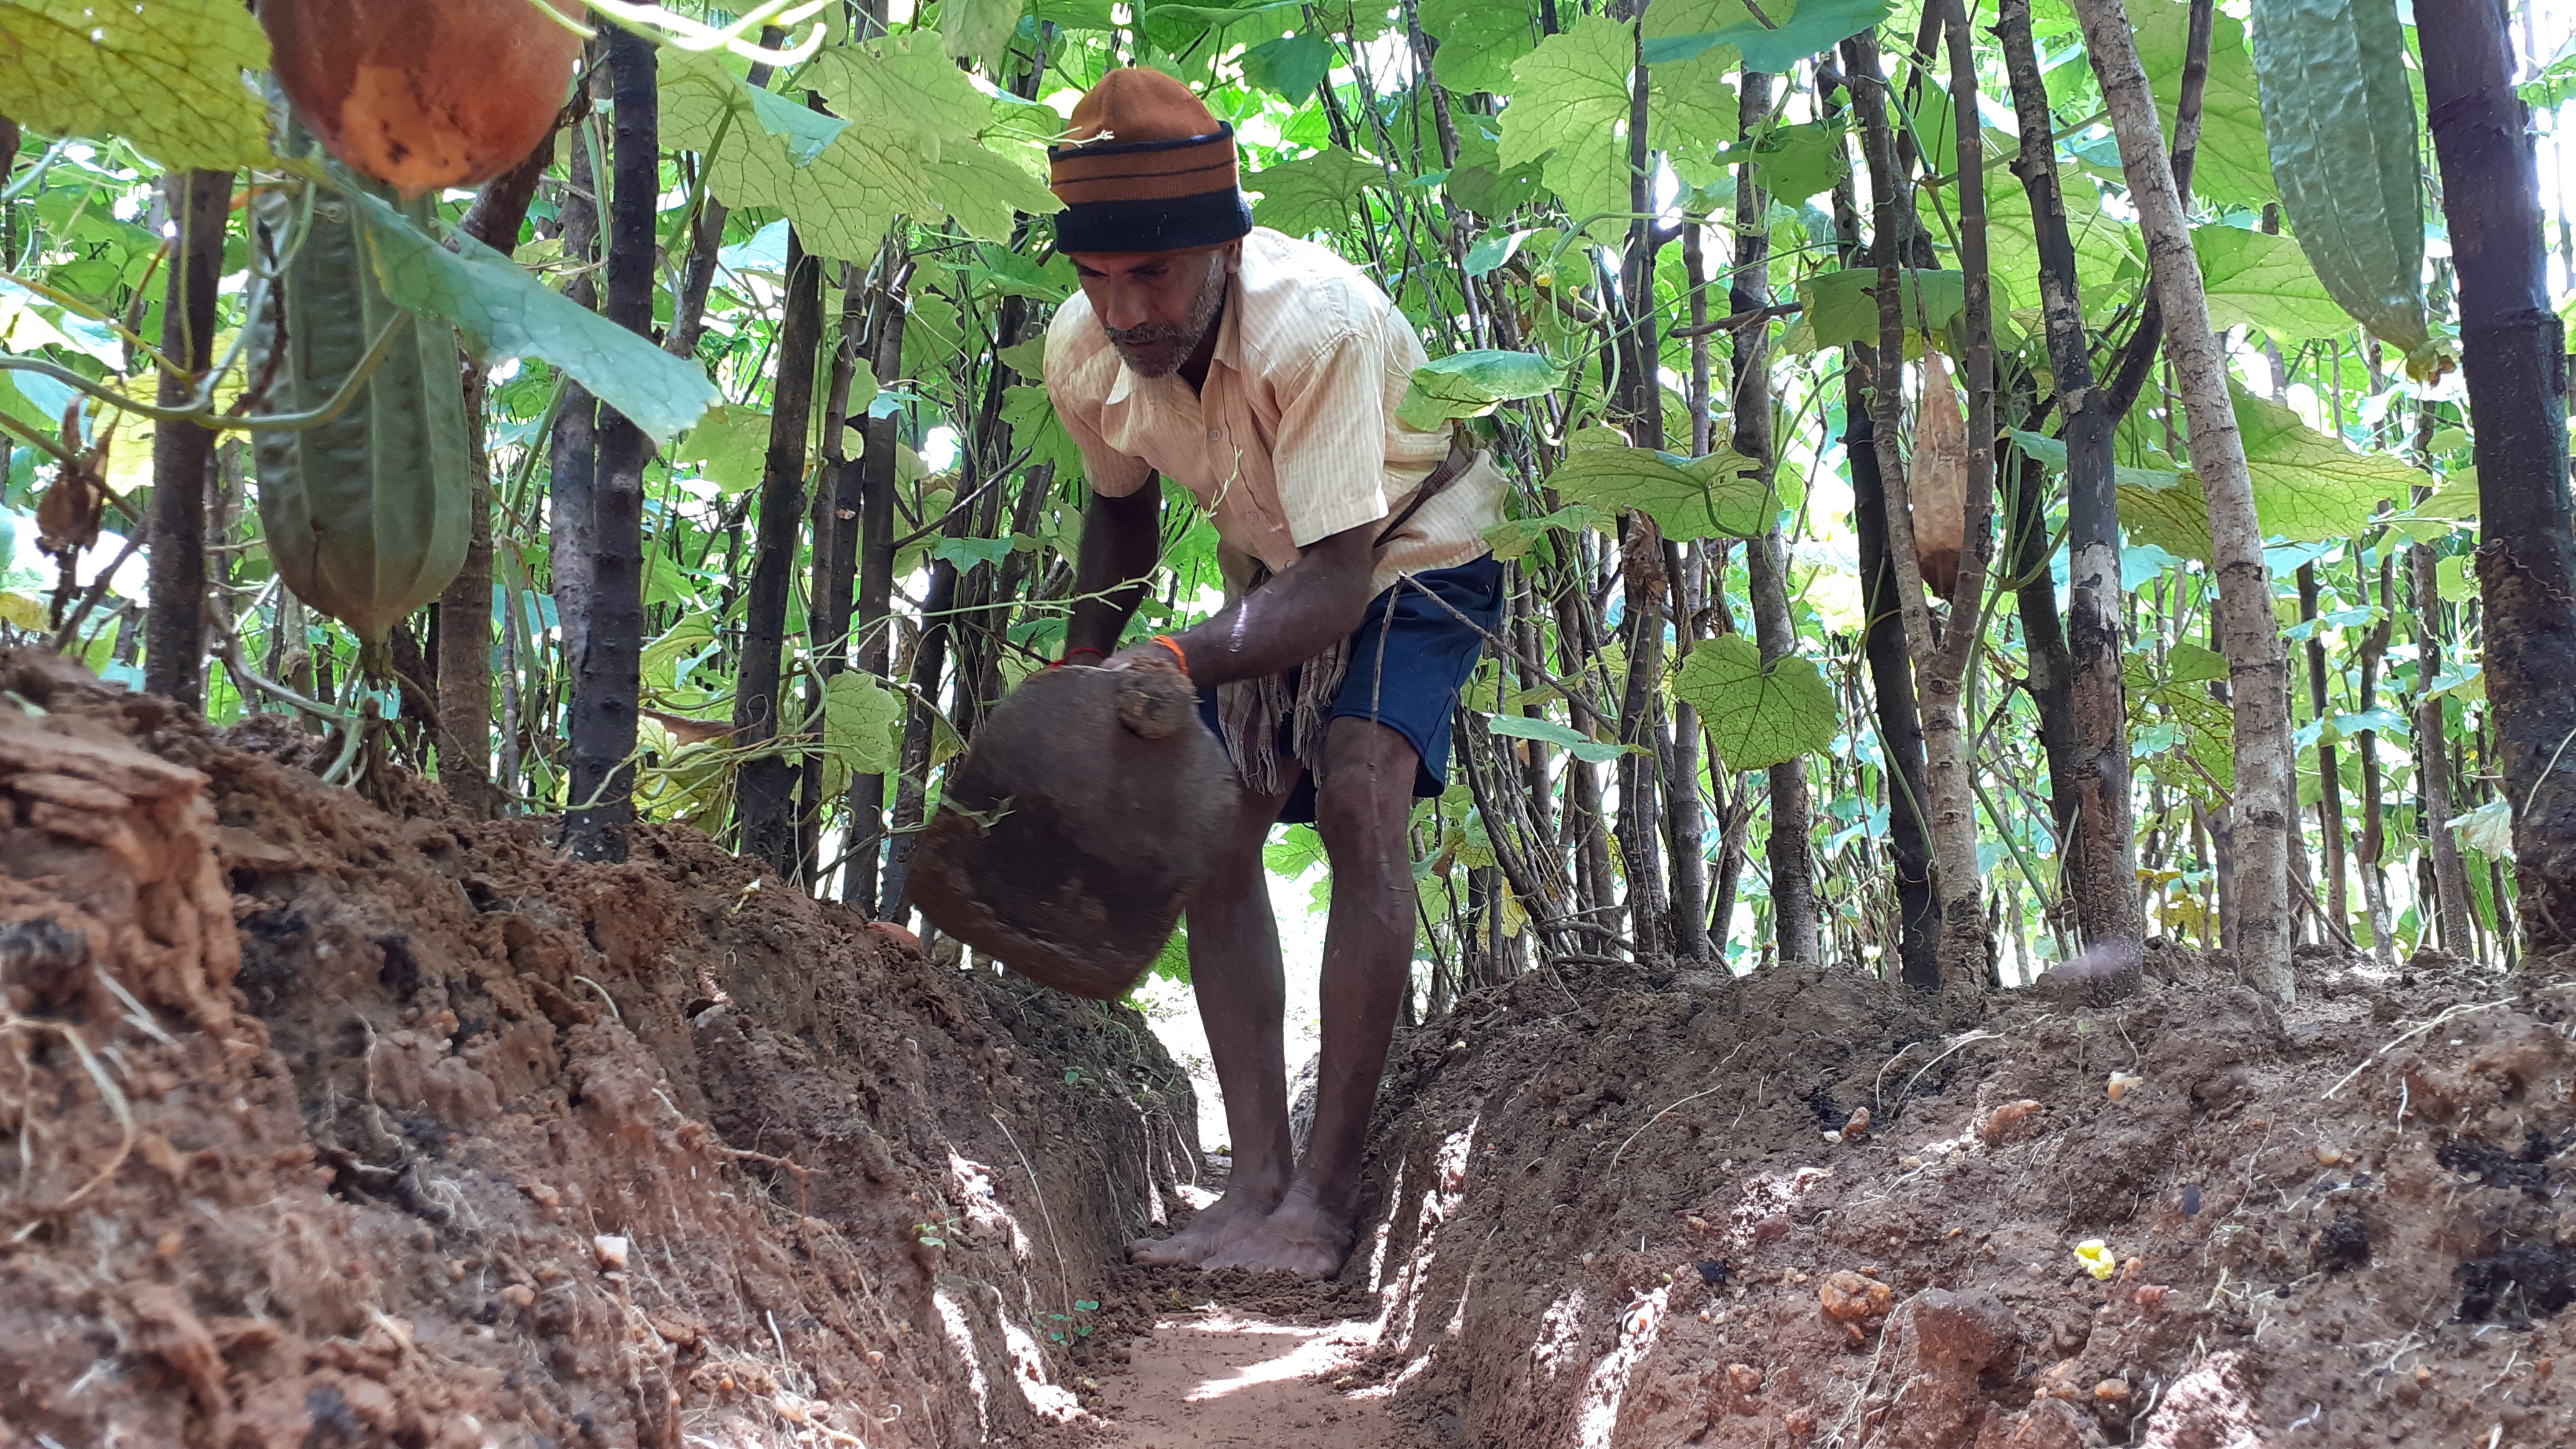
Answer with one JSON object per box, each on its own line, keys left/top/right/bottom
{"left": 1128, "top": 1235, "right": 1203, "bottom": 1266}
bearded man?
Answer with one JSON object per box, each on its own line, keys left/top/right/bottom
{"left": 1043, "top": 68, "right": 1508, "bottom": 1277}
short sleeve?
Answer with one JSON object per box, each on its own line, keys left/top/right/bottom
{"left": 1271, "top": 329, "right": 1393, "bottom": 547}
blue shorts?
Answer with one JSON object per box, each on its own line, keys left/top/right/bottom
{"left": 1196, "top": 555, "right": 1505, "bottom": 825}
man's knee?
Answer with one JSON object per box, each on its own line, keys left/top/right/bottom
{"left": 1314, "top": 719, "right": 1419, "bottom": 858}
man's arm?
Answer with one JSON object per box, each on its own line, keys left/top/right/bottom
{"left": 1064, "top": 482, "right": 1164, "bottom": 656}
{"left": 1110, "top": 522, "right": 1377, "bottom": 688}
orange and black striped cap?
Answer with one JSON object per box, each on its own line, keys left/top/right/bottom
{"left": 1048, "top": 68, "right": 1254, "bottom": 253}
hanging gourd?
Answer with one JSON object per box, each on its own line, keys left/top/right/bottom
{"left": 2247, "top": 0, "right": 2437, "bottom": 373}
{"left": 259, "top": 0, "right": 586, "bottom": 200}
{"left": 251, "top": 129, "right": 474, "bottom": 665}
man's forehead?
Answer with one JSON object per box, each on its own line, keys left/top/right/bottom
{"left": 1067, "top": 245, "right": 1224, "bottom": 276}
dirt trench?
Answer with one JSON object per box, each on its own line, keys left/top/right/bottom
{"left": 1123, "top": 945, "right": 2576, "bottom": 1448}
{"left": 11, "top": 643, "right": 2576, "bottom": 1449}
{"left": 0, "top": 649, "right": 1196, "bottom": 1449}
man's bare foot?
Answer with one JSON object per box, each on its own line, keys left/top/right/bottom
{"left": 1197, "top": 1195, "right": 1354, "bottom": 1279}
{"left": 1129, "top": 1183, "right": 1281, "bottom": 1267}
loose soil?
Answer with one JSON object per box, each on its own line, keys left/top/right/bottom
{"left": 0, "top": 650, "right": 1193, "bottom": 1448}
{"left": 9, "top": 645, "right": 2576, "bottom": 1448}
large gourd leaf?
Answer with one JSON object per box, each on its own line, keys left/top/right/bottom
{"left": 1793, "top": 268, "right": 1966, "bottom": 351}
{"left": 1396, "top": 349, "right": 1568, "bottom": 431}
{"left": 2246, "top": 0, "right": 2432, "bottom": 368}
{"left": 255, "top": 182, "right": 472, "bottom": 650}
{"left": 2233, "top": 384, "right": 2419, "bottom": 541}
{"left": 348, "top": 190, "right": 721, "bottom": 444}
{"left": 1543, "top": 427, "right": 1786, "bottom": 540}
{"left": 2134, "top": 0, "right": 2275, "bottom": 207}
{"left": 1418, "top": 0, "right": 1537, "bottom": 94}
{"left": 1641, "top": 0, "right": 1891, "bottom": 72}
{"left": 660, "top": 39, "right": 1055, "bottom": 260}
{"left": 1247, "top": 146, "right": 1385, "bottom": 235}
{"left": 0, "top": 0, "right": 272, "bottom": 172}
{"left": 1671, "top": 635, "right": 1838, "bottom": 772}
{"left": 2195, "top": 225, "right": 2350, "bottom": 342}
{"left": 1501, "top": 16, "right": 1637, "bottom": 235}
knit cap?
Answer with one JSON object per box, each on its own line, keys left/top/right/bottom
{"left": 1048, "top": 68, "right": 1254, "bottom": 253}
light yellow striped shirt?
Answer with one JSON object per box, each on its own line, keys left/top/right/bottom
{"left": 1043, "top": 227, "right": 1506, "bottom": 595}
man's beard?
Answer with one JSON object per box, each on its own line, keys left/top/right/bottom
{"left": 1104, "top": 260, "right": 1227, "bottom": 378}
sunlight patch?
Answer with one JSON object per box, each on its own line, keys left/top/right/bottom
{"left": 1181, "top": 1315, "right": 1347, "bottom": 1402}
{"left": 1576, "top": 1285, "right": 1669, "bottom": 1448}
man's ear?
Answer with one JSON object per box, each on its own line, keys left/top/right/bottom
{"left": 1219, "top": 238, "right": 1244, "bottom": 276}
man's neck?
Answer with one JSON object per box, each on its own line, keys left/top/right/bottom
{"left": 1176, "top": 297, "right": 1226, "bottom": 394}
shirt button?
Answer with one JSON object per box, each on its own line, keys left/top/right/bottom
{"left": 1206, "top": 427, "right": 1222, "bottom": 441}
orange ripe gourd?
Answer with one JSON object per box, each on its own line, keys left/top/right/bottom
{"left": 260, "top": 0, "right": 586, "bottom": 199}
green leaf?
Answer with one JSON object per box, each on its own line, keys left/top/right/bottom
{"left": 670, "top": 404, "right": 774, "bottom": 494}
{"left": 1447, "top": 120, "right": 1546, "bottom": 219}
{"left": 922, "top": 143, "right": 1064, "bottom": 242}
{"left": 996, "top": 336, "right": 1048, "bottom": 378}
{"left": 2403, "top": 466, "right": 2477, "bottom": 521}
{"left": 1501, "top": 16, "right": 1638, "bottom": 235}
{"left": 932, "top": 536, "right": 1017, "bottom": 570}
{"left": 1464, "top": 230, "right": 1530, "bottom": 278}
{"left": 1241, "top": 33, "right": 1335, "bottom": 99}
{"left": 0, "top": 0, "right": 272, "bottom": 172}
{"left": 1482, "top": 503, "right": 1603, "bottom": 560}
{"left": 1395, "top": 349, "right": 1567, "bottom": 431}
{"left": 1001, "top": 383, "right": 1086, "bottom": 481}
{"left": 2330, "top": 706, "right": 2409, "bottom": 740}
{"left": 1419, "top": 0, "right": 1537, "bottom": 94}
{"left": 2167, "top": 642, "right": 2230, "bottom": 683}
{"left": 1265, "top": 822, "right": 1328, "bottom": 874}
{"left": 2125, "top": 655, "right": 2235, "bottom": 802}
{"left": 1247, "top": 146, "right": 1385, "bottom": 235}
{"left": 1748, "top": 120, "right": 1851, "bottom": 202}
{"left": 2008, "top": 431, "right": 2182, "bottom": 492}
{"left": 2193, "top": 225, "right": 2348, "bottom": 342}
{"left": 2248, "top": 0, "right": 2431, "bottom": 362}
{"left": 1642, "top": 0, "right": 1891, "bottom": 72}
{"left": 643, "top": 612, "right": 718, "bottom": 691}
{"left": 942, "top": 0, "right": 1025, "bottom": 70}
{"left": 1544, "top": 428, "right": 1788, "bottom": 540}
{"left": 1986, "top": 170, "right": 2140, "bottom": 318}
{"left": 2454, "top": 798, "right": 2514, "bottom": 857}
{"left": 1483, "top": 711, "right": 1635, "bottom": 764}
{"left": 348, "top": 190, "right": 721, "bottom": 445}
{"left": 1649, "top": 47, "right": 1741, "bottom": 188}
{"left": 2118, "top": 469, "right": 2213, "bottom": 564}
{"left": 2437, "top": 553, "right": 2476, "bottom": 603}
{"left": 1670, "top": 635, "right": 1838, "bottom": 772}
{"left": 1793, "top": 269, "right": 1966, "bottom": 351}
{"left": 2232, "top": 383, "right": 2420, "bottom": 541}
{"left": 663, "top": 36, "right": 1053, "bottom": 263}
{"left": 822, "top": 672, "right": 904, "bottom": 778}
{"left": 2135, "top": 0, "right": 2275, "bottom": 206}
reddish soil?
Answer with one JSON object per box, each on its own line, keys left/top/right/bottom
{"left": 11, "top": 642, "right": 2576, "bottom": 1449}
{"left": 1307, "top": 945, "right": 2576, "bottom": 1447}
{"left": 0, "top": 650, "right": 1193, "bottom": 1448}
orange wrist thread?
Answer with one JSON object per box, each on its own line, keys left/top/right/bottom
{"left": 1149, "top": 634, "right": 1189, "bottom": 673}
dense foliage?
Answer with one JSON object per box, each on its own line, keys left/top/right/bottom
{"left": 1, "top": 0, "right": 2569, "bottom": 1011}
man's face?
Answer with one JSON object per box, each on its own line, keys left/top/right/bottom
{"left": 1068, "top": 243, "right": 1236, "bottom": 377}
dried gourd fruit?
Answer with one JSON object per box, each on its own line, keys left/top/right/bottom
{"left": 261, "top": 0, "right": 585, "bottom": 200}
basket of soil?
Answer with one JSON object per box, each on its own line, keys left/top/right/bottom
{"left": 908, "top": 664, "right": 1233, "bottom": 999}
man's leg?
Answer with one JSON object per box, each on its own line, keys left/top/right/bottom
{"left": 1201, "top": 716, "right": 1418, "bottom": 1277}
{"left": 1129, "top": 774, "right": 1298, "bottom": 1266}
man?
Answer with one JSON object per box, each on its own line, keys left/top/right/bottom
{"left": 1043, "top": 68, "right": 1509, "bottom": 1278}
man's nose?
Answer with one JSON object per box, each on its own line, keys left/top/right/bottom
{"left": 1100, "top": 281, "right": 1151, "bottom": 331}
